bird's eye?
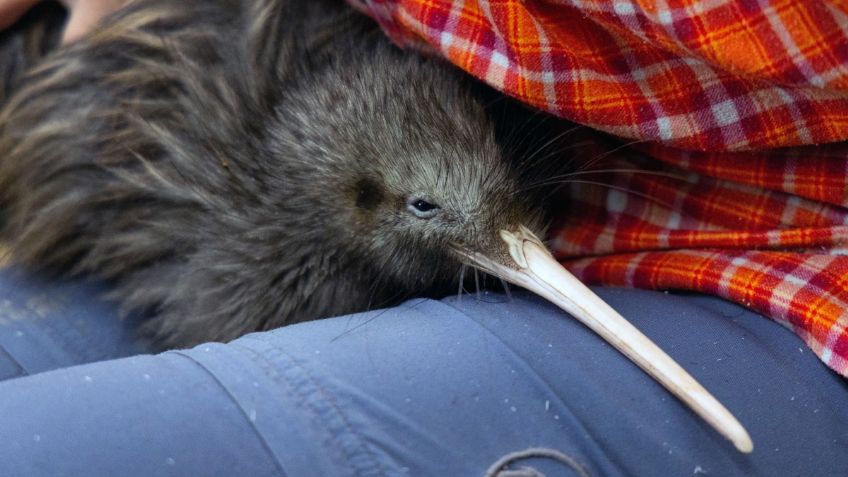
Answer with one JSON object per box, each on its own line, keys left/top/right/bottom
{"left": 407, "top": 197, "right": 440, "bottom": 218}
{"left": 412, "top": 199, "right": 437, "bottom": 212}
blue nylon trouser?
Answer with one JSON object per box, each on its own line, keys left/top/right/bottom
{"left": 0, "top": 268, "right": 844, "bottom": 476}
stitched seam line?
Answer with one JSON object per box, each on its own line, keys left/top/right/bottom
{"left": 236, "top": 337, "right": 388, "bottom": 477}
{"left": 170, "top": 350, "right": 289, "bottom": 477}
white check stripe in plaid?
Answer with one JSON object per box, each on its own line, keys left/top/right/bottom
{"left": 823, "top": 319, "right": 848, "bottom": 368}
{"left": 565, "top": 0, "right": 734, "bottom": 19}
{"left": 757, "top": 0, "right": 825, "bottom": 87}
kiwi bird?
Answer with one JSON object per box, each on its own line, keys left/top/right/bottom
{"left": 0, "top": 0, "right": 563, "bottom": 347}
{"left": 0, "top": 0, "right": 752, "bottom": 452}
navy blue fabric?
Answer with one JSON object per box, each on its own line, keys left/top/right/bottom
{"left": 0, "top": 268, "right": 844, "bottom": 476}
{"left": 0, "top": 268, "right": 149, "bottom": 378}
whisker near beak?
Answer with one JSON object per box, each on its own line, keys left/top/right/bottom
{"left": 453, "top": 226, "right": 753, "bottom": 454}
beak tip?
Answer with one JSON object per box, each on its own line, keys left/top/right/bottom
{"left": 735, "top": 434, "right": 754, "bottom": 454}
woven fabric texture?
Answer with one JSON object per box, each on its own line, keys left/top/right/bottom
{"left": 350, "top": 0, "right": 848, "bottom": 376}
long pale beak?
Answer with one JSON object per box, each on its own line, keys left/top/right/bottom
{"left": 454, "top": 225, "right": 753, "bottom": 453}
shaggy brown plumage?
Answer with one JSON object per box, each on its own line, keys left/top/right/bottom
{"left": 0, "top": 0, "right": 569, "bottom": 348}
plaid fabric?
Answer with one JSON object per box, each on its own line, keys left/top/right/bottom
{"left": 350, "top": 0, "right": 848, "bottom": 376}
{"left": 351, "top": 0, "right": 848, "bottom": 152}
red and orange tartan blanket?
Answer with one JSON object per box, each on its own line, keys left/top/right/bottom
{"left": 350, "top": 0, "right": 848, "bottom": 377}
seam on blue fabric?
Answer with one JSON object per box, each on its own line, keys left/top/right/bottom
{"left": 237, "top": 336, "right": 389, "bottom": 477}
{"left": 0, "top": 345, "right": 26, "bottom": 380}
{"left": 170, "top": 350, "right": 290, "bottom": 477}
